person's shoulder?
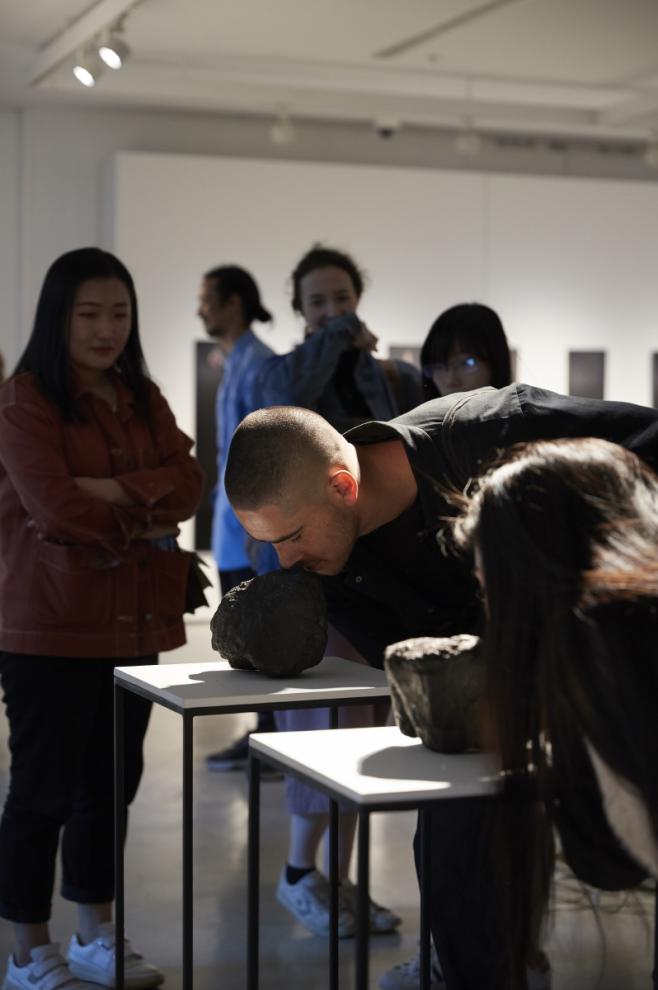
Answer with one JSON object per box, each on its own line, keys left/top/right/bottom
{"left": 248, "top": 332, "right": 276, "bottom": 361}
{"left": 0, "top": 372, "right": 45, "bottom": 410}
{"left": 391, "top": 358, "right": 421, "bottom": 380}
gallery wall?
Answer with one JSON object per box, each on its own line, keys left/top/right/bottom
{"left": 2, "top": 101, "right": 657, "bottom": 373}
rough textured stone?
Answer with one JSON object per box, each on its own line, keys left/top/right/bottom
{"left": 210, "top": 570, "right": 327, "bottom": 678}
{"left": 384, "top": 634, "right": 484, "bottom": 753}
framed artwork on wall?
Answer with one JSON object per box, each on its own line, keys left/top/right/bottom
{"left": 569, "top": 351, "right": 605, "bottom": 400}
{"left": 389, "top": 344, "right": 421, "bottom": 368}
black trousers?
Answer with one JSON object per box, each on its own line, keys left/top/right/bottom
{"left": 415, "top": 799, "right": 509, "bottom": 990}
{"left": 0, "top": 653, "right": 155, "bottom": 923}
{"left": 414, "top": 759, "right": 648, "bottom": 990}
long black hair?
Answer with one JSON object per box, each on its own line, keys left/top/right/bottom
{"left": 421, "top": 302, "right": 512, "bottom": 399}
{"left": 204, "top": 265, "right": 272, "bottom": 325}
{"left": 13, "top": 247, "right": 151, "bottom": 420}
{"left": 453, "top": 437, "right": 658, "bottom": 985}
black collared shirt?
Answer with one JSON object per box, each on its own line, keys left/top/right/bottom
{"left": 321, "top": 383, "right": 658, "bottom": 668}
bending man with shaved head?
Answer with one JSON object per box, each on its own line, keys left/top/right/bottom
{"left": 226, "top": 384, "right": 658, "bottom": 990}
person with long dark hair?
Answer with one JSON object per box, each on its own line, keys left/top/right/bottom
{"left": 420, "top": 302, "right": 512, "bottom": 400}
{"left": 0, "top": 248, "right": 203, "bottom": 990}
{"left": 453, "top": 437, "right": 658, "bottom": 988}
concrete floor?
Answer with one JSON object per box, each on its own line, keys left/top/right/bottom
{"left": 0, "top": 621, "right": 655, "bottom": 989}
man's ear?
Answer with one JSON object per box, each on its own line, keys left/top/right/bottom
{"left": 328, "top": 469, "right": 358, "bottom": 507}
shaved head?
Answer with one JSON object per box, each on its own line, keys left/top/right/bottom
{"left": 225, "top": 406, "right": 356, "bottom": 514}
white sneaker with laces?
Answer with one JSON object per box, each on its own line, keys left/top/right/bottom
{"left": 378, "top": 943, "right": 444, "bottom": 990}
{"left": 340, "top": 878, "right": 402, "bottom": 934}
{"left": 276, "top": 869, "right": 356, "bottom": 938}
{"left": 67, "top": 924, "right": 163, "bottom": 989}
{"left": 527, "top": 958, "right": 552, "bottom": 990}
{"left": 3, "top": 942, "right": 97, "bottom": 990}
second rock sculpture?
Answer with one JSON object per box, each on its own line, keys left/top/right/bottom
{"left": 384, "top": 634, "right": 484, "bottom": 753}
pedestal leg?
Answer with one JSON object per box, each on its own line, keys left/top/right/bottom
{"left": 355, "top": 811, "right": 370, "bottom": 990}
{"left": 653, "top": 884, "right": 658, "bottom": 989}
{"left": 329, "top": 798, "right": 339, "bottom": 990}
{"left": 419, "top": 807, "right": 432, "bottom": 990}
{"left": 182, "top": 712, "right": 194, "bottom": 990}
{"left": 113, "top": 681, "right": 125, "bottom": 990}
{"left": 329, "top": 705, "right": 340, "bottom": 990}
{"left": 247, "top": 751, "right": 261, "bottom": 990}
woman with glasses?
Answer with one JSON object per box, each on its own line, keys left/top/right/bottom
{"left": 420, "top": 302, "right": 512, "bottom": 399}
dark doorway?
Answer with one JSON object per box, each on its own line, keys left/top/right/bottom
{"left": 194, "top": 341, "right": 224, "bottom": 550}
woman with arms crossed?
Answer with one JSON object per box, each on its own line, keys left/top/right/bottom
{"left": 0, "top": 248, "right": 203, "bottom": 990}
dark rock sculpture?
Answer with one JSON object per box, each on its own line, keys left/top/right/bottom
{"left": 384, "top": 634, "right": 484, "bottom": 753}
{"left": 210, "top": 570, "right": 327, "bottom": 677}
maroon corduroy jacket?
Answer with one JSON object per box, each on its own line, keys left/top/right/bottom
{"left": 0, "top": 372, "right": 204, "bottom": 657}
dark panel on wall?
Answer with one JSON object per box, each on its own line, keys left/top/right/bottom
{"left": 389, "top": 344, "right": 421, "bottom": 367}
{"left": 568, "top": 351, "right": 605, "bottom": 400}
{"left": 194, "top": 341, "right": 223, "bottom": 550}
{"left": 653, "top": 353, "right": 658, "bottom": 409}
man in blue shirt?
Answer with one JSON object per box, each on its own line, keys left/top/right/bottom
{"left": 197, "top": 264, "right": 279, "bottom": 770}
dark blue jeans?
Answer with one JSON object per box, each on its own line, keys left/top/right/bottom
{"left": 0, "top": 653, "right": 155, "bottom": 923}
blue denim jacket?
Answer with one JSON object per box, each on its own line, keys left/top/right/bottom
{"left": 256, "top": 313, "right": 400, "bottom": 432}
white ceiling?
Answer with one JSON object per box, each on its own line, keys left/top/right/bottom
{"left": 2, "top": 0, "right": 658, "bottom": 141}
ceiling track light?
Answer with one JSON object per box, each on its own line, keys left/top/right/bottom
{"left": 99, "top": 18, "right": 131, "bottom": 70}
{"left": 269, "top": 112, "right": 296, "bottom": 146}
{"left": 72, "top": 44, "right": 104, "bottom": 87}
{"left": 644, "top": 140, "right": 658, "bottom": 169}
{"left": 455, "top": 125, "right": 482, "bottom": 157}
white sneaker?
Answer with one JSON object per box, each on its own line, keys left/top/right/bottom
{"left": 67, "top": 924, "right": 163, "bottom": 989}
{"left": 276, "top": 869, "right": 356, "bottom": 938}
{"left": 378, "top": 943, "right": 552, "bottom": 990}
{"left": 378, "top": 943, "right": 444, "bottom": 990}
{"left": 3, "top": 943, "right": 97, "bottom": 990}
{"left": 527, "top": 957, "right": 552, "bottom": 990}
{"left": 340, "top": 878, "right": 402, "bottom": 934}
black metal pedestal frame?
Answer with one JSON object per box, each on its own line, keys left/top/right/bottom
{"left": 114, "top": 680, "right": 382, "bottom": 990}
{"left": 115, "top": 680, "right": 658, "bottom": 990}
{"left": 246, "top": 737, "right": 439, "bottom": 990}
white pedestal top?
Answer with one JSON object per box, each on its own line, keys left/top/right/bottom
{"left": 114, "top": 656, "right": 389, "bottom": 712}
{"left": 250, "top": 725, "right": 500, "bottom": 806}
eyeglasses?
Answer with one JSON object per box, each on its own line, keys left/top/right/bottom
{"left": 424, "top": 354, "right": 482, "bottom": 377}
